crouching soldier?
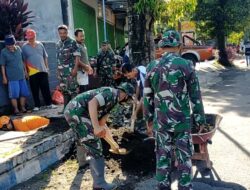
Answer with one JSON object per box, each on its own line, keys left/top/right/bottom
{"left": 64, "top": 82, "right": 135, "bottom": 190}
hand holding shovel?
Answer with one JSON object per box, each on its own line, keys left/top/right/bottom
{"left": 103, "top": 125, "right": 129, "bottom": 155}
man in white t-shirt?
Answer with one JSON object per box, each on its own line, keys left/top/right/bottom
{"left": 74, "top": 28, "right": 93, "bottom": 93}
{"left": 121, "top": 63, "right": 146, "bottom": 124}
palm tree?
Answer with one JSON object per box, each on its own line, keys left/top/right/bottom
{"left": 0, "top": 0, "right": 34, "bottom": 40}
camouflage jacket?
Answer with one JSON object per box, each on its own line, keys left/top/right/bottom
{"left": 56, "top": 37, "right": 80, "bottom": 80}
{"left": 65, "top": 87, "right": 118, "bottom": 120}
{"left": 144, "top": 53, "right": 206, "bottom": 132}
{"left": 96, "top": 50, "right": 115, "bottom": 77}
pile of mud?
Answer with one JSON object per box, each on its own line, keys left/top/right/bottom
{"left": 102, "top": 128, "right": 155, "bottom": 176}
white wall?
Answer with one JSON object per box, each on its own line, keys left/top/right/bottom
{"left": 25, "top": 0, "right": 63, "bottom": 42}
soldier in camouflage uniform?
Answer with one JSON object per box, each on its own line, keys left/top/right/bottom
{"left": 56, "top": 25, "right": 81, "bottom": 109}
{"left": 96, "top": 41, "right": 116, "bottom": 87}
{"left": 64, "top": 82, "right": 135, "bottom": 190}
{"left": 144, "top": 30, "right": 206, "bottom": 190}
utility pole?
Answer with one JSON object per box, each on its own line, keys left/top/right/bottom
{"left": 102, "top": 0, "right": 107, "bottom": 41}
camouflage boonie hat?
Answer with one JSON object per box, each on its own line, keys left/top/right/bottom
{"left": 159, "top": 30, "right": 181, "bottom": 47}
{"left": 117, "top": 82, "right": 135, "bottom": 97}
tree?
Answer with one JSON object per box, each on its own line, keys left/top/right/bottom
{"left": 127, "top": 0, "right": 197, "bottom": 66}
{"left": 160, "top": 0, "right": 197, "bottom": 31}
{"left": 194, "top": 0, "right": 250, "bottom": 66}
{"left": 0, "top": 0, "right": 33, "bottom": 40}
{"left": 227, "top": 31, "right": 244, "bottom": 45}
{"left": 127, "top": 0, "right": 165, "bottom": 66}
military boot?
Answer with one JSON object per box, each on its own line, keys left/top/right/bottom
{"left": 89, "top": 157, "right": 116, "bottom": 190}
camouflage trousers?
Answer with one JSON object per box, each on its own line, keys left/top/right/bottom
{"left": 155, "top": 130, "right": 193, "bottom": 190}
{"left": 64, "top": 110, "right": 103, "bottom": 159}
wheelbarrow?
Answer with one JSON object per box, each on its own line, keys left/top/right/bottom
{"left": 191, "top": 114, "right": 223, "bottom": 169}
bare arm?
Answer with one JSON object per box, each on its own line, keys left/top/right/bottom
{"left": 44, "top": 57, "right": 49, "bottom": 70}
{"left": 1, "top": 65, "right": 7, "bottom": 84}
{"left": 88, "top": 97, "right": 106, "bottom": 138}
{"left": 134, "top": 99, "right": 143, "bottom": 116}
{"left": 78, "top": 60, "right": 93, "bottom": 74}
{"left": 72, "top": 56, "right": 81, "bottom": 76}
{"left": 23, "top": 62, "right": 28, "bottom": 79}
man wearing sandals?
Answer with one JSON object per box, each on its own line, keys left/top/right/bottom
{"left": 0, "top": 35, "right": 29, "bottom": 115}
{"left": 144, "top": 30, "right": 206, "bottom": 190}
{"left": 64, "top": 82, "right": 134, "bottom": 190}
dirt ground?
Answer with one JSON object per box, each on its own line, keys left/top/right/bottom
{"left": 12, "top": 126, "right": 156, "bottom": 190}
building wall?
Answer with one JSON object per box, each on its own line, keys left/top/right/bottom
{"left": 72, "top": 0, "right": 98, "bottom": 56}
{"left": 24, "top": 0, "right": 63, "bottom": 41}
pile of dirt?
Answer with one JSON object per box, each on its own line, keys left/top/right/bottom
{"left": 102, "top": 128, "right": 156, "bottom": 176}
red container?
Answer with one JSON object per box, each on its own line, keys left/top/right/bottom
{"left": 191, "top": 114, "right": 223, "bottom": 169}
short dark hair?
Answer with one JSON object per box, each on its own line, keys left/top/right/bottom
{"left": 121, "top": 63, "right": 134, "bottom": 74}
{"left": 57, "top": 24, "right": 68, "bottom": 31}
{"left": 74, "top": 28, "right": 84, "bottom": 37}
{"left": 101, "top": 40, "right": 109, "bottom": 45}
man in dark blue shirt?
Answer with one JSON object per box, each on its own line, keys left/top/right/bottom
{"left": 0, "top": 35, "right": 29, "bottom": 115}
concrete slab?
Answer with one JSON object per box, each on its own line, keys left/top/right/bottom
{"left": 0, "top": 106, "right": 75, "bottom": 190}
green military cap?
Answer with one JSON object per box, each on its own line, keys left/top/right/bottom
{"left": 117, "top": 82, "right": 135, "bottom": 97}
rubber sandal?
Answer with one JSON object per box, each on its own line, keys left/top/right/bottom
{"left": 109, "top": 148, "right": 130, "bottom": 155}
{"left": 22, "top": 109, "right": 32, "bottom": 113}
{"left": 14, "top": 112, "right": 22, "bottom": 116}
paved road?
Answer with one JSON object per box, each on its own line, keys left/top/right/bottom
{"left": 200, "top": 67, "right": 250, "bottom": 190}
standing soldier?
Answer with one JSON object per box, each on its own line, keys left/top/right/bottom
{"left": 56, "top": 25, "right": 81, "bottom": 111}
{"left": 144, "top": 30, "right": 206, "bottom": 190}
{"left": 96, "top": 41, "right": 115, "bottom": 87}
{"left": 64, "top": 82, "right": 135, "bottom": 190}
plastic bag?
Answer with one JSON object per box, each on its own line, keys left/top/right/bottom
{"left": 52, "top": 86, "right": 64, "bottom": 105}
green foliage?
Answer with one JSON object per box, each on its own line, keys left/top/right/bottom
{"left": 227, "top": 31, "right": 244, "bottom": 45}
{"left": 161, "top": 0, "right": 197, "bottom": 28}
{"left": 0, "top": 0, "right": 34, "bottom": 40}
{"left": 194, "top": 0, "right": 250, "bottom": 66}
{"left": 134, "top": 0, "right": 165, "bottom": 20}
{"left": 152, "top": 0, "right": 197, "bottom": 33}
{"left": 194, "top": 0, "right": 250, "bottom": 39}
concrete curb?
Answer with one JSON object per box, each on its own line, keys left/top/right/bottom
{"left": 0, "top": 129, "right": 75, "bottom": 190}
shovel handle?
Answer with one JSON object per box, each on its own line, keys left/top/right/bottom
{"left": 103, "top": 125, "right": 119, "bottom": 150}
{"left": 130, "top": 102, "right": 137, "bottom": 132}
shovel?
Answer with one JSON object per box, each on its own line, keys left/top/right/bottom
{"left": 130, "top": 102, "right": 137, "bottom": 133}
{"left": 103, "top": 125, "right": 130, "bottom": 155}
